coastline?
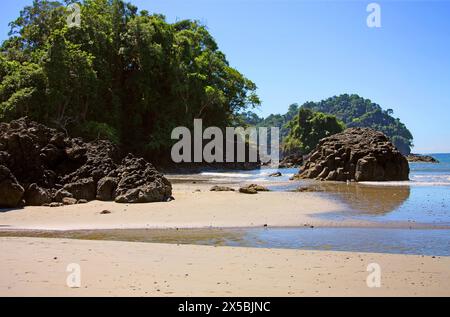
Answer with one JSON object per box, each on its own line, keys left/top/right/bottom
{"left": 1, "top": 176, "right": 449, "bottom": 297}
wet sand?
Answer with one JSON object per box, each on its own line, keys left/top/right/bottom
{"left": 1, "top": 237, "right": 449, "bottom": 297}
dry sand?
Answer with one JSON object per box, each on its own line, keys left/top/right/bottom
{"left": 0, "top": 186, "right": 438, "bottom": 231}
{"left": 0, "top": 189, "right": 348, "bottom": 231}
{"left": 1, "top": 237, "right": 449, "bottom": 297}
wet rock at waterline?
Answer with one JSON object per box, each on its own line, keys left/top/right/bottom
{"left": 295, "top": 128, "right": 409, "bottom": 182}
{"left": 406, "top": 154, "right": 439, "bottom": 163}
{"left": 0, "top": 118, "right": 172, "bottom": 207}
{"left": 210, "top": 186, "right": 235, "bottom": 192}
{"left": 239, "top": 184, "right": 270, "bottom": 194}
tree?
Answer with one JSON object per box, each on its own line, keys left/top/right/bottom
{"left": 302, "top": 94, "right": 413, "bottom": 154}
{"left": 0, "top": 0, "right": 260, "bottom": 161}
{"left": 283, "top": 108, "right": 345, "bottom": 154}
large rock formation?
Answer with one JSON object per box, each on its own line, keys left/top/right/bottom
{"left": 296, "top": 128, "right": 409, "bottom": 182}
{"left": 0, "top": 118, "right": 172, "bottom": 208}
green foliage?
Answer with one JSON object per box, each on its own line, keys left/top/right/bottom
{"left": 79, "top": 121, "right": 120, "bottom": 144}
{"left": 239, "top": 103, "right": 299, "bottom": 139}
{"left": 0, "top": 0, "right": 259, "bottom": 160}
{"left": 283, "top": 108, "right": 346, "bottom": 154}
{"left": 302, "top": 94, "right": 414, "bottom": 155}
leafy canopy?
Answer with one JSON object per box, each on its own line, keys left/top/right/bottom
{"left": 0, "top": 0, "right": 260, "bottom": 160}
{"left": 283, "top": 108, "right": 346, "bottom": 154}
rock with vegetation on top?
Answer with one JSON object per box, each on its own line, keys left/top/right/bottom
{"left": 296, "top": 128, "right": 409, "bottom": 182}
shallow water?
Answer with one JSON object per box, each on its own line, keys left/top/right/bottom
{"left": 1, "top": 227, "right": 448, "bottom": 256}
{"left": 176, "top": 155, "right": 450, "bottom": 226}
{"left": 2, "top": 155, "right": 449, "bottom": 256}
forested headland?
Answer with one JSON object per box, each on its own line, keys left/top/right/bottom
{"left": 0, "top": 0, "right": 260, "bottom": 163}
{"left": 244, "top": 94, "right": 414, "bottom": 156}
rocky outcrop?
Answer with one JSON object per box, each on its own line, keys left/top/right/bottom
{"left": 114, "top": 155, "right": 172, "bottom": 204}
{"left": 406, "top": 154, "right": 439, "bottom": 163}
{"left": 278, "top": 153, "right": 303, "bottom": 168}
{"left": 296, "top": 128, "right": 409, "bottom": 182}
{"left": 23, "top": 183, "right": 52, "bottom": 206}
{"left": 0, "top": 165, "right": 25, "bottom": 207}
{"left": 0, "top": 118, "right": 172, "bottom": 207}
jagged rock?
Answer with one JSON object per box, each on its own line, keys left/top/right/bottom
{"left": 0, "top": 165, "right": 25, "bottom": 208}
{"left": 406, "top": 154, "right": 439, "bottom": 163}
{"left": 278, "top": 153, "right": 303, "bottom": 168}
{"left": 268, "top": 172, "right": 282, "bottom": 177}
{"left": 210, "top": 186, "right": 235, "bottom": 192}
{"left": 64, "top": 178, "right": 96, "bottom": 201}
{"left": 96, "top": 177, "right": 118, "bottom": 201}
{"left": 296, "top": 128, "right": 409, "bottom": 182}
{"left": 24, "top": 183, "right": 52, "bottom": 206}
{"left": 53, "top": 189, "right": 74, "bottom": 202}
{"left": 0, "top": 118, "right": 172, "bottom": 206}
{"left": 114, "top": 155, "right": 172, "bottom": 204}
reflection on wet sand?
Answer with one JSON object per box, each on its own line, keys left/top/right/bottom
{"left": 307, "top": 182, "right": 411, "bottom": 215}
{"left": 0, "top": 228, "right": 246, "bottom": 246}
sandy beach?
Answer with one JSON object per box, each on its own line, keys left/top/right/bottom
{"left": 1, "top": 237, "right": 449, "bottom": 297}
{"left": 0, "top": 184, "right": 443, "bottom": 231}
{"left": 0, "top": 186, "right": 346, "bottom": 231}
{"left": 1, "top": 182, "right": 449, "bottom": 297}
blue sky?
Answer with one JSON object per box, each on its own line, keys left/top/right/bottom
{"left": 1, "top": 0, "right": 449, "bottom": 153}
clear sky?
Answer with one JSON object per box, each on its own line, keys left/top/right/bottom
{"left": 1, "top": 0, "right": 449, "bottom": 153}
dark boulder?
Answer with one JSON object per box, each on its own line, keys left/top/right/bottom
{"left": 296, "top": 128, "right": 409, "bottom": 182}
{"left": 53, "top": 189, "right": 74, "bottom": 202}
{"left": 114, "top": 155, "right": 172, "bottom": 204}
{"left": 24, "top": 183, "right": 52, "bottom": 206}
{"left": 278, "top": 153, "right": 303, "bottom": 168}
{"left": 406, "top": 154, "right": 439, "bottom": 163}
{"left": 268, "top": 172, "right": 282, "bottom": 177}
{"left": 239, "top": 184, "right": 270, "bottom": 194}
{"left": 0, "top": 165, "right": 25, "bottom": 208}
{"left": 96, "top": 177, "right": 118, "bottom": 201}
{"left": 64, "top": 178, "right": 96, "bottom": 201}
